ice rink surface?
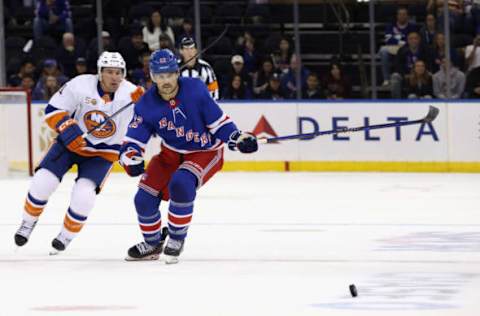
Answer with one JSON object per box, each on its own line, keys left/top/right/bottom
{"left": 1, "top": 171, "right": 479, "bottom": 316}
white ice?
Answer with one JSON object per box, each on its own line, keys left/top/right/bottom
{"left": 1, "top": 172, "right": 480, "bottom": 316}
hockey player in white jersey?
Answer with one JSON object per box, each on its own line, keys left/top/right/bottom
{"left": 14, "top": 51, "right": 144, "bottom": 254}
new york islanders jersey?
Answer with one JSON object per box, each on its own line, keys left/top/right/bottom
{"left": 125, "top": 77, "right": 237, "bottom": 154}
{"left": 44, "top": 74, "right": 137, "bottom": 162}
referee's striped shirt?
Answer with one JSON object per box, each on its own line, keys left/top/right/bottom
{"left": 180, "top": 59, "right": 219, "bottom": 100}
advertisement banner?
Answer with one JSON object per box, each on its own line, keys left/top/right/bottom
{"left": 2, "top": 101, "right": 478, "bottom": 172}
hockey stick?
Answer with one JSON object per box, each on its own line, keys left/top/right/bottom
{"left": 85, "top": 102, "right": 134, "bottom": 137}
{"left": 52, "top": 25, "right": 231, "bottom": 155}
{"left": 179, "top": 24, "right": 230, "bottom": 70}
{"left": 50, "top": 102, "right": 134, "bottom": 160}
{"left": 258, "top": 105, "right": 440, "bottom": 144}
{"left": 84, "top": 24, "right": 230, "bottom": 136}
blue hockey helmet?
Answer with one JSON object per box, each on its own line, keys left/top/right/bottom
{"left": 149, "top": 49, "right": 179, "bottom": 74}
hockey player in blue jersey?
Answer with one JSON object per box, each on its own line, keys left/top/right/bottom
{"left": 119, "top": 49, "right": 258, "bottom": 263}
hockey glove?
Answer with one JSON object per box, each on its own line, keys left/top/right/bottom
{"left": 56, "top": 116, "right": 87, "bottom": 152}
{"left": 130, "top": 86, "right": 145, "bottom": 103}
{"left": 119, "top": 143, "right": 145, "bottom": 177}
{"left": 228, "top": 131, "right": 258, "bottom": 154}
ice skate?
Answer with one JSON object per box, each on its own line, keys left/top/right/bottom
{"left": 164, "top": 238, "right": 185, "bottom": 264}
{"left": 49, "top": 233, "right": 72, "bottom": 255}
{"left": 14, "top": 219, "right": 38, "bottom": 247}
{"left": 125, "top": 227, "right": 168, "bottom": 261}
{"left": 125, "top": 241, "right": 165, "bottom": 261}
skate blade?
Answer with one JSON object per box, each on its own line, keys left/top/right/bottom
{"left": 164, "top": 255, "right": 179, "bottom": 264}
{"left": 124, "top": 254, "right": 160, "bottom": 261}
{"left": 49, "top": 248, "right": 62, "bottom": 256}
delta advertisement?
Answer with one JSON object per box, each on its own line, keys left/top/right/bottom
{"left": 5, "top": 101, "right": 480, "bottom": 172}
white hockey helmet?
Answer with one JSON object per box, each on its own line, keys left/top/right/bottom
{"left": 97, "top": 51, "right": 126, "bottom": 80}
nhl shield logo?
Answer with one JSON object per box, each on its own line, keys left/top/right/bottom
{"left": 83, "top": 110, "right": 116, "bottom": 138}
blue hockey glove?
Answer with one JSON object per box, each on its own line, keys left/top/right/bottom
{"left": 119, "top": 143, "right": 145, "bottom": 177}
{"left": 228, "top": 131, "right": 258, "bottom": 154}
{"left": 56, "top": 116, "right": 86, "bottom": 153}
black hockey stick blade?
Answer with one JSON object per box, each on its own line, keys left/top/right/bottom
{"left": 423, "top": 105, "right": 439, "bottom": 123}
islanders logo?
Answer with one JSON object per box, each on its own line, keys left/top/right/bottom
{"left": 83, "top": 110, "right": 116, "bottom": 138}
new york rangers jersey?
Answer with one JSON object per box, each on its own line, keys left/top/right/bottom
{"left": 44, "top": 74, "right": 137, "bottom": 162}
{"left": 125, "top": 77, "right": 237, "bottom": 154}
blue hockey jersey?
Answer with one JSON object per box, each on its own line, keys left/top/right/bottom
{"left": 125, "top": 77, "right": 238, "bottom": 153}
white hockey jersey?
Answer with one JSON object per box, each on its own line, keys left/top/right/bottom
{"left": 44, "top": 74, "right": 137, "bottom": 162}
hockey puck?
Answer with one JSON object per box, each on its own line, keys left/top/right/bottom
{"left": 349, "top": 284, "right": 358, "bottom": 297}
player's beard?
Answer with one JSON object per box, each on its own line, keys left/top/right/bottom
{"left": 159, "top": 83, "right": 179, "bottom": 100}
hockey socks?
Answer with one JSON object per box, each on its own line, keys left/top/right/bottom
{"left": 16, "top": 193, "right": 48, "bottom": 246}
{"left": 15, "top": 193, "right": 46, "bottom": 246}
{"left": 52, "top": 178, "right": 96, "bottom": 253}
{"left": 22, "top": 168, "right": 60, "bottom": 221}
{"left": 167, "top": 170, "right": 196, "bottom": 240}
{"left": 24, "top": 192, "right": 47, "bottom": 218}
{"left": 62, "top": 207, "right": 88, "bottom": 236}
{"left": 49, "top": 207, "right": 87, "bottom": 255}
{"left": 16, "top": 169, "right": 60, "bottom": 246}
{"left": 134, "top": 188, "right": 163, "bottom": 246}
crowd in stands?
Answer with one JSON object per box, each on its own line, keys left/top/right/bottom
{"left": 4, "top": 0, "right": 480, "bottom": 100}
{"left": 379, "top": 1, "right": 480, "bottom": 99}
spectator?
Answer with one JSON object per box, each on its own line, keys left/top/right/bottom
{"left": 242, "top": 37, "right": 260, "bottom": 75}
{"left": 253, "top": 58, "right": 276, "bottom": 96}
{"left": 118, "top": 28, "right": 150, "bottom": 72}
{"left": 322, "top": 61, "right": 351, "bottom": 100}
{"left": 259, "top": 72, "right": 287, "bottom": 100}
{"left": 378, "top": 7, "right": 417, "bottom": 86}
{"left": 433, "top": 58, "right": 466, "bottom": 98}
{"left": 37, "top": 58, "right": 68, "bottom": 87}
{"left": 20, "top": 75, "right": 36, "bottom": 91}
{"left": 101, "top": 0, "right": 129, "bottom": 39}
{"left": 86, "top": 31, "right": 116, "bottom": 72}
{"left": 420, "top": 14, "right": 437, "bottom": 47}
{"left": 391, "top": 31, "right": 433, "bottom": 98}
{"left": 8, "top": 59, "right": 36, "bottom": 87}
{"left": 427, "top": 0, "right": 463, "bottom": 31}
{"left": 272, "top": 36, "right": 293, "bottom": 74}
{"left": 469, "top": 0, "right": 480, "bottom": 35}
{"left": 281, "top": 54, "right": 309, "bottom": 99}
{"left": 432, "top": 32, "right": 459, "bottom": 73}
{"left": 465, "top": 35, "right": 480, "bottom": 71}
{"left": 223, "top": 75, "right": 252, "bottom": 100}
{"left": 234, "top": 31, "right": 254, "bottom": 53}
{"left": 142, "top": 10, "right": 175, "bottom": 51}
{"left": 32, "top": 75, "right": 60, "bottom": 100}
{"left": 179, "top": 37, "right": 219, "bottom": 100}
{"left": 159, "top": 34, "right": 175, "bottom": 51}
{"left": 227, "top": 54, "right": 252, "bottom": 93}
{"left": 33, "top": 0, "right": 73, "bottom": 40}
{"left": 302, "top": 73, "right": 324, "bottom": 99}
{"left": 176, "top": 18, "right": 194, "bottom": 48}
{"left": 131, "top": 51, "right": 152, "bottom": 89}
{"left": 465, "top": 65, "right": 480, "bottom": 97}
{"left": 404, "top": 60, "right": 434, "bottom": 98}
{"left": 55, "top": 32, "right": 86, "bottom": 78}
{"left": 74, "top": 57, "right": 88, "bottom": 76}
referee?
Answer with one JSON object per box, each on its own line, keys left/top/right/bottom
{"left": 178, "top": 37, "right": 219, "bottom": 100}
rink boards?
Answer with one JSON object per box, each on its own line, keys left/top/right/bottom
{"left": 2, "top": 100, "right": 480, "bottom": 173}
